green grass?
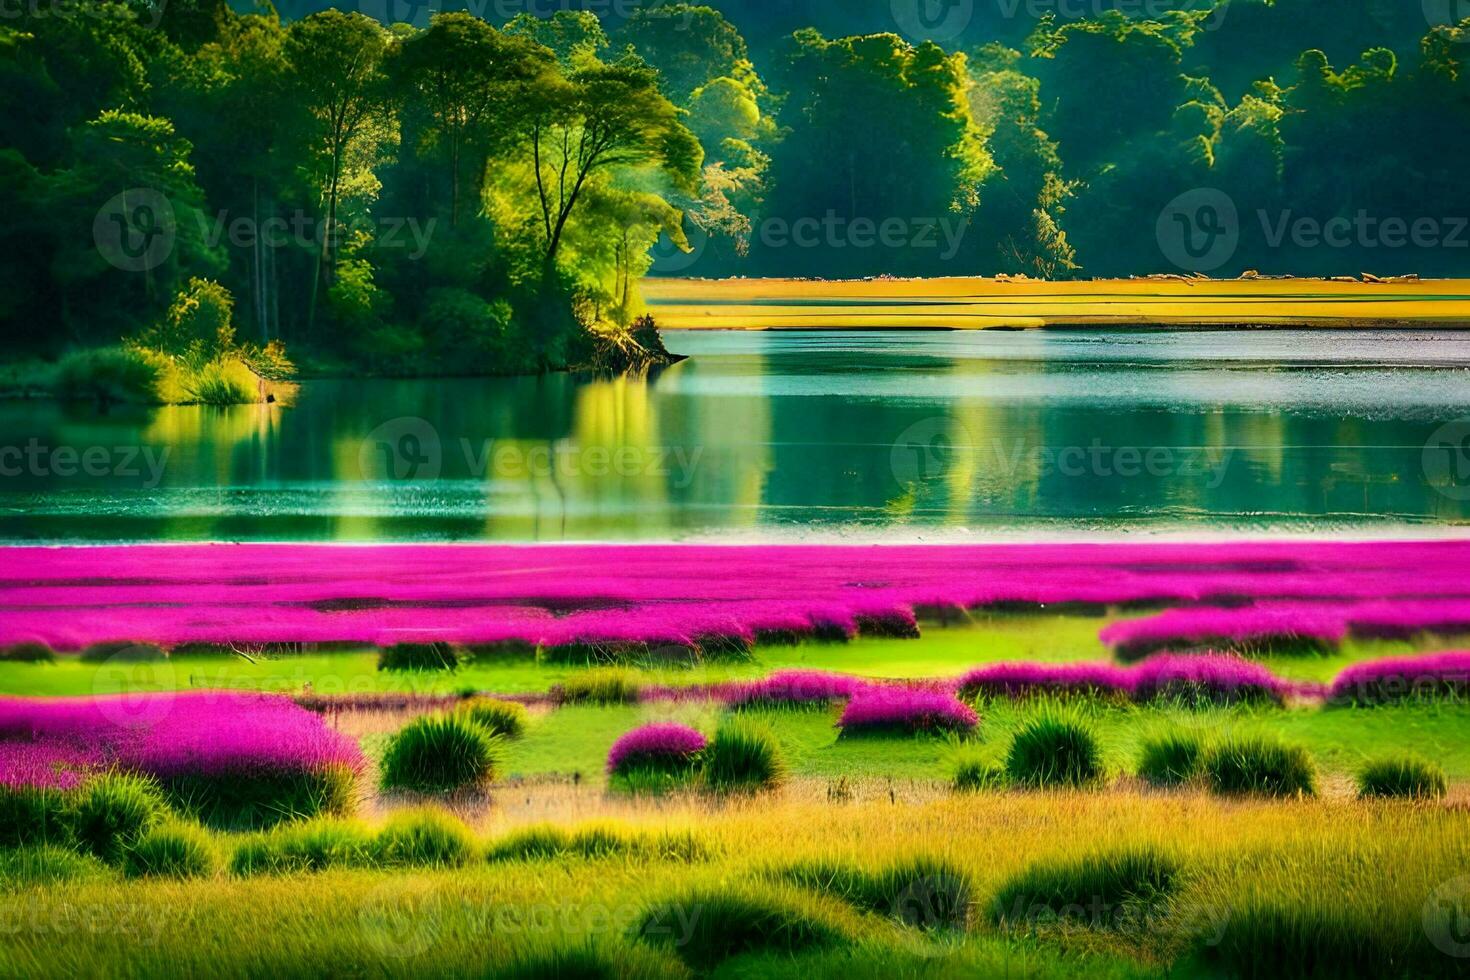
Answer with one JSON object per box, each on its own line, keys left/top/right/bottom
{"left": 991, "top": 848, "right": 1180, "bottom": 930}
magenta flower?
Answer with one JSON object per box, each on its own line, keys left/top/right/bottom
{"left": 0, "top": 692, "right": 364, "bottom": 790}
{"left": 1100, "top": 607, "right": 1347, "bottom": 660}
{"left": 1327, "top": 651, "right": 1470, "bottom": 706}
{"left": 606, "top": 722, "right": 707, "bottom": 775}
{"left": 837, "top": 688, "right": 977, "bottom": 735}
{"left": 725, "top": 670, "right": 869, "bottom": 709}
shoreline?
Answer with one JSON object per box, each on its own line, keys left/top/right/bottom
{"left": 643, "top": 275, "right": 1470, "bottom": 330}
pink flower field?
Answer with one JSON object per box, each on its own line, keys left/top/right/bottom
{"left": 6, "top": 540, "right": 1470, "bottom": 654}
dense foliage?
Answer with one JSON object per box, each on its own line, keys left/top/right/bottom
{"left": 4, "top": 1, "right": 1467, "bottom": 372}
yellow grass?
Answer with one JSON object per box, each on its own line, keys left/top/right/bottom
{"left": 643, "top": 276, "right": 1470, "bottom": 329}
{"left": 2, "top": 786, "right": 1467, "bottom": 977}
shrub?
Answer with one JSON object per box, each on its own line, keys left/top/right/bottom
{"left": 836, "top": 689, "right": 978, "bottom": 736}
{"left": 780, "top": 857, "right": 972, "bottom": 930}
{"left": 555, "top": 669, "right": 642, "bottom": 705}
{"left": 230, "top": 818, "right": 375, "bottom": 876}
{"left": 0, "top": 643, "right": 54, "bottom": 663}
{"left": 1136, "top": 731, "right": 1204, "bottom": 788}
{"left": 1355, "top": 755, "right": 1447, "bottom": 800}
{"left": 635, "top": 889, "right": 845, "bottom": 971}
{"left": 163, "top": 765, "right": 358, "bottom": 831}
{"left": 0, "top": 784, "right": 71, "bottom": 849}
{"left": 606, "top": 724, "right": 707, "bottom": 784}
{"left": 379, "top": 714, "right": 501, "bottom": 794}
{"left": 1202, "top": 736, "right": 1316, "bottom": 798}
{"left": 456, "top": 698, "right": 528, "bottom": 739}
{"left": 123, "top": 822, "right": 216, "bottom": 879}
{"left": 1102, "top": 608, "right": 1345, "bottom": 662}
{"left": 183, "top": 357, "right": 256, "bottom": 406}
{"left": 69, "top": 773, "right": 168, "bottom": 862}
{"left": 53, "top": 346, "right": 162, "bottom": 404}
{"left": 726, "top": 670, "right": 865, "bottom": 710}
{"left": 1327, "top": 651, "right": 1470, "bottom": 706}
{"left": 991, "top": 848, "right": 1179, "bottom": 929}
{"left": 377, "top": 643, "right": 462, "bottom": 672}
{"left": 373, "top": 808, "right": 476, "bottom": 868}
{"left": 78, "top": 641, "right": 168, "bottom": 664}
{"left": 702, "top": 720, "right": 786, "bottom": 793}
{"left": 1005, "top": 716, "right": 1103, "bottom": 788}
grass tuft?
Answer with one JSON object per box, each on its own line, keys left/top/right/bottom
{"left": 377, "top": 643, "right": 462, "bottom": 672}
{"left": 455, "top": 697, "right": 529, "bottom": 739}
{"left": 555, "top": 669, "right": 643, "bottom": 705}
{"left": 123, "top": 821, "right": 217, "bottom": 879}
{"left": 379, "top": 714, "right": 502, "bottom": 795}
{"left": 635, "top": 888, "right": 846, "bottom": 971}
{"left": 69, "top": 773, "right": 168, "bottom": 863}
{"left": 991, "top": 848, "right": 1179, "bottom": 930}
{"left": 1005, "top": 714, "right": 1103, "bottom": 788}
{"left": 951, "top": 750, "right": 1006, "bottom": 792}
{"left": 1202, "top": 735, "right": 1316, "bottom": 798}
{"left": 778, "top": 856, "right": 972, "bottom": 930}
{"left": 1136, "top": 730, "right": 1204, "bottom": 788}
{"left": 702, "top": 719, "right": 787, "bottom": 793}
{"left": 0, "top": 784, "right": 72, "bottom": 849}
{"left": 372, "top": 807, "right": 477, "bottom": 868}
{"left": 229, "top": 818, "right": 375, "bottom": 876}
{"left": 1355, "top": 754, "right": 1447, "bottom": 800}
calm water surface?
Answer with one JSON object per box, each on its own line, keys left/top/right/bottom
{"left": 4, "top": 330, "right": 1470, "bottom": 541}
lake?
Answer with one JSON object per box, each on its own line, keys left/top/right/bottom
{"left": 3, "top": 329, "right": 1470, "bottom": 542}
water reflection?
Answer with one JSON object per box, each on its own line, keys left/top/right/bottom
{"left": 2, "top": 329, "right": 1470, "bottom": 541}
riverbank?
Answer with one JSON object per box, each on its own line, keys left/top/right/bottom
{"left": 643, "top": 275, "right": 1470, "bottom": 329}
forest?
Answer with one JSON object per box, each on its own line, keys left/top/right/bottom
{"left": 3, "top": 0, "right": 1468, "bottom": 386}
